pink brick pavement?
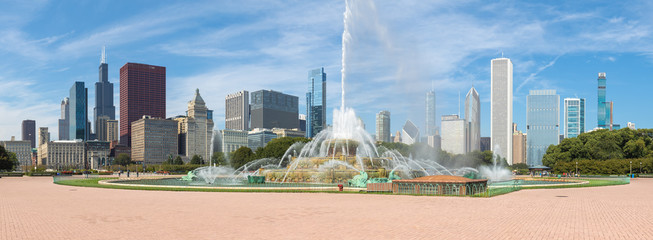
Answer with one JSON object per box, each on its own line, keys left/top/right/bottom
{"left": 1, "top": 177, "right": 652, "bottom": 239}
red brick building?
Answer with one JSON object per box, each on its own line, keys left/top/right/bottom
{"left": 119, "top": 63, "right": 166, "bottom": 146}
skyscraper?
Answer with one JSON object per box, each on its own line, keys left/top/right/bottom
{"left": 106, "top": 120, "right": 119, "bottom": 143}
{"left": 425, "top": 90, "right": 436, "bottom": 136}
{"left": 119, "top": 63, "right": 166, "bottom": 146}
{"left": 38, "top": 127, "right": 49, "bottom": 147}
{"left": 131, "top": 116, "right": 177, "bottom": 165}
{"left": 597, "top": 72, "right": 609, "bottom": 129}
{"left": 175, "top": 89, "right": 214, "bottom": 161}
{"left": 564, "top": 98, "right": 585, "bottom": 138}
{"left": 58, "top": 98, "right": 70, "bottom": 140}
{"left": 465, "top": 86, "right": 480, "bottom": 152}
{"left": 69, "top": 82, "right": 88, "bottom": 140}
{"left": 401, "top": 120, "right": 419, "bottom": 145}
{"left": 491, "top": 58, "right": 513, "bottom": 165}
{"left": 441, "top": 115, "right": 465, "bottom": 155}
{"left": 526, "top": 90, "right": 559, "bottom": 166}
{"left": 306, "top": 67, "right": 326, "bottom": 138}
{"left": 376, "top": 110, "right": 391, "bottom": 142}
{"left": 225, "top": 90, "right": 249, "bottom": 130}
{"left": 250, "top": 90, "right": 299, "bottom": 129}
{"left": 21, "top": 120, "right": 36, "bottom": 148}
{"left": 94, "top": 47, "right": 115, "bottom": 141}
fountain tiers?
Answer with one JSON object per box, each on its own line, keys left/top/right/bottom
{"left": 263, "top": 139, "right": 403, "bottom": 183}
{"left": 263, "top": 155, "right": 390, "bottom": 183}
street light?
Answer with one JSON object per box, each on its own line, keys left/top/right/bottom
{"left": 640, "top": 162, "right": 642, "bottom": 174}
{"left": 630, "top": 161, "right": 632, "bottom": 178}
{"left": 576, "top": 161, "right": 578, "bottom": 178}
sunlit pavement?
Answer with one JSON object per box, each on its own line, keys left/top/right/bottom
{"left": 1, "top": 177, "right": 651, "bottom": 239}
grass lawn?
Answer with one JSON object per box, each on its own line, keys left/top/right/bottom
{"left": 522, "top": 178, "right": 630, "bottom": 190}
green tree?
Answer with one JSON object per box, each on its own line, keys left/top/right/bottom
{"left": 624, "top": 139, "right": 647, "bottom": 158}
{"left": 113, "top": 153, "right": 132, "bottom": 166}
{"left": 190, "top": 155, "right": 204, "bottom": 165}
{"left": 231, "top": 147, "right": 254, "bottom": 169}
{"left": 211, "top": 153, "right": 227, "bottom": 166}
{"left": 0, "top": 146, "right": 19, "bottom": 171}
{"left": 254, "top": 137, "right": 310, "bottom": 160}
{"left": 173, "top": 156, "right": 184, "bottom": 165}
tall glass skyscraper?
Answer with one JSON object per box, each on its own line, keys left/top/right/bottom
{"left": 306, "top": 68, "right": 326, "bottom": 138}
{"left": 465, "top": 86, "right": 480, "bottom": 152}
{"left": 491, "top": 58, "right": 513, "bottom": 165}
{"left": 526, "top": 90, "right": 559, "bottom": 166}
{"left": 597, "top": 72, "right": 609, "bottom": 129}
{"left": 376, "top": 110, "right": 390, "bottom": 142}
{"left": 69, "top": 82, "right": 88, "bottom": 140}
{"left": 425, "top": 90, "right": 436, "bottom": 136}
{"left": 564, "top": 98, "right": 585, "bottom": 138}
{"left": 94, "top": 47, "right": 115, "bottom": 141}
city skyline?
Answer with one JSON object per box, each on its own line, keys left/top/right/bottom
{"left": 1, "top": 1, "right": 652, "bottom": 141}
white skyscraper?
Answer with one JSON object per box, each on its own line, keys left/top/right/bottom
{"left": 425, "top": 91, "right": 436, "bottom": 136}
{"left": 491, "top": 58, "right": 513, "bottom": 165}
{"left": 376, "top": 110, "right": 391, "bottom": 142}
{"left": 225, "top": 90, "right": 249, "bottom": 131}
{"left": 465, "top": 86, "right": 480, "bottom": 152}
{"left": 441, "top": 115, "right": 466, "bottom": 155}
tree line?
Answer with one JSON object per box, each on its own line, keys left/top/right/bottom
{"left": 542, "top": 128, "right": 653, "bottom": 174}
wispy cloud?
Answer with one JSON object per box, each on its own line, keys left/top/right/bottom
{"left": 516, "top": 55, "right": 561, "bottom": 93}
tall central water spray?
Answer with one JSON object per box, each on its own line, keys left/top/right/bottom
{"left": 341, "top": 0, "right": 352, "bottom": 112}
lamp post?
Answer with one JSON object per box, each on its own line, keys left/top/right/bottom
{"left": 630, "top": 161, "right": 632, "bottom": 178}
{"left": 640, "top": 162, "right": 642, "bottom": 174}
{"left": 576, "top": 161, "right": 578, "bottom": 178}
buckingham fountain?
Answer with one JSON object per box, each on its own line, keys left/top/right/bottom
{"left": 110, "top": 0, "right": 513, "bottom": 190}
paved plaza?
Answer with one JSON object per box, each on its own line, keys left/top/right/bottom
{"left": 1, "top": 177, "right": 652, "bottom": 239}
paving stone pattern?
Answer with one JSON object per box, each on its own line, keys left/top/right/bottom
{"left": 1, "top": 177, "right": 652, "bottom": 239}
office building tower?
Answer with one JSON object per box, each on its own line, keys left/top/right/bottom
{"left": 69, "top": 82, "right": 88, "bottom": 140}
{"left": 175, "top": 89, "right": 214, "bottom": 161}
{"left": 131, "top": 116, "right": 177, "bottom": 165}
{"left": 0, "top": 139, "right": 32, "bottom": 170}
{"left": 491, "top": 58, "right": 513, "bottom": 165}
{"left": 106, "top": 120, "right": 119, "bottom": 143}
{"left": 441, "top": 115, "right": 465, "bottom": 155}
{"left": 480, "top": 137, "right": 491, "bottom": 152}
{"left": 219, "top": 129, "right": 248, "bottom": 153}
{"left": 465, "top": 86, "right": 480, "bottom": 152}
{"left": 58, "top": 98, "right": 70, "bottom": 140}
{"left": 272, "top": 128, "right": 305, "bottom": 138}
{"left": 250, "top": 90, "right": 299, "bottom": 129}
{"left": 627, "top": 122, "right": 636, "bottom": 130}
{"left": 225, "top": 90, "right": 249, "bottom": 130}
{"left": 526, "top": 90, "right": 559, "bottom": 166}
{"left": 512, "top": 123, "right": 527, "bottom": 165}
{"left": 38, "top": 127, "right": 49, "bottom": 148}
{"left": 376, "top": 111, "right": 391, "bottom": 142}
{"left": 298, "top": 114, "right": 307, "bottom": 132}
{"left": 38, "top": 140, "right": 86, "bottom": 169}
{"left": 86, "top": 141, "right": 110, "bottom": 169}
{"left": 564, "top": 98, "right": 585, "bottom": 138}
{"left": 401, "top": 120, "right": 419, "bottom": 145}
{"left": 21, "top": 120, "right": 36, "bottom": 148}
{"left": 248, "top": 128, "right": 277, "bottom": 150}
{"left": 119, "top": 62, "right": 166, "bottom": 146}
{"left": 425, "top": 90, "right": 437, "bottom": 136}
{"left": 597, "top": 72, "right": 609, "bottom": 129}
{"left": 306, "top": 67, "right": 326, "bottom": 138}
{"left": 95, "top": 47, "right": 116, "bottom": 142}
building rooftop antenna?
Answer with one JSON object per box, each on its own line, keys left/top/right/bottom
{"left": 101, "top": 45, "right": 107, "bottom": 64}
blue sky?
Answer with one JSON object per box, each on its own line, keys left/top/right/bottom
{"left": 1, "top": 0, "right": 652, "bottom": 141}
